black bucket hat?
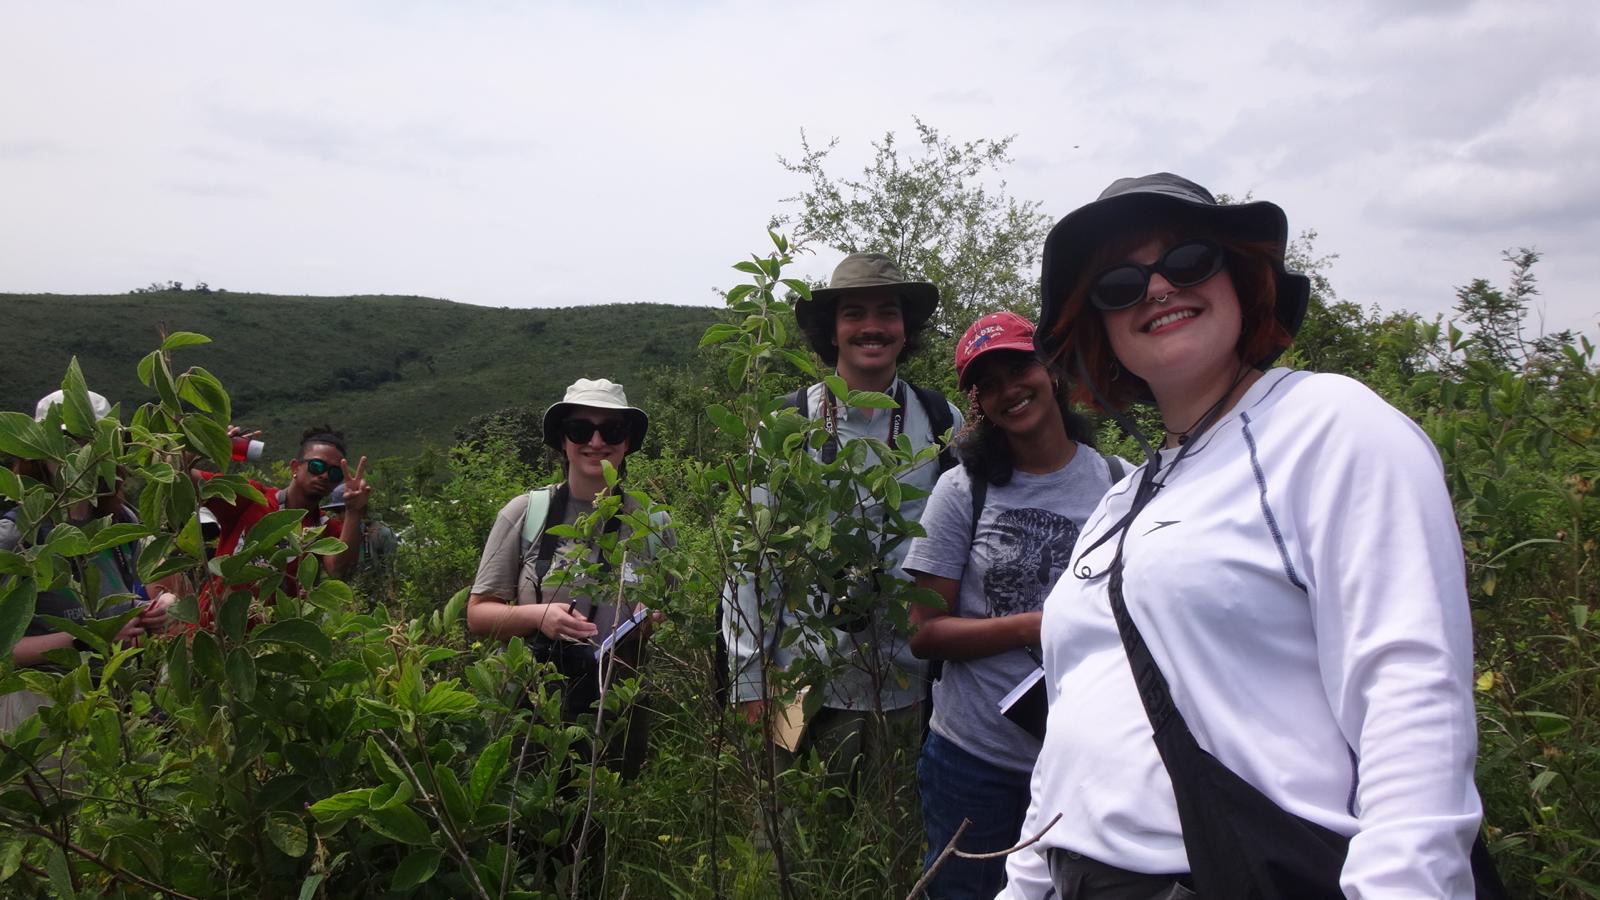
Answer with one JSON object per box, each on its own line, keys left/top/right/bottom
{"left": 1037, "top": 173, "right": 1310, "bottom": 369}
{"left": 794, "top": 252, "right": 940, "bottom": 359}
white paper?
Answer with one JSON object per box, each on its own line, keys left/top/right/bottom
{"left": 997, "top": 665, "right": 1045, "bottom": 715}
{"left": 593, "top": 605, "right": 650, "bottom": 661}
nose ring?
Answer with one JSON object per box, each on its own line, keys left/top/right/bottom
{"left": 1150, "top": 291, "right": 1175, "bottom": 305}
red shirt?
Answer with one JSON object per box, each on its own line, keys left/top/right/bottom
{"left": 202, "top": 475, "right": 344, "bottom": 560}
{"left": 198, "top": 474, "right": 344, "bottom": 621}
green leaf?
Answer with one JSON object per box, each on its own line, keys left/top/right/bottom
{"left": 779, "top": 278, "right": 812, "bottom": 301}
{"left": 418, "top": 682, "right": 477, "bottom": 716}
{"left": 0, "top": 466, "right": 23, "bottom": 502}
{"left": 778, "top": 348, "right": 818, "bottom": 377}
{"left": 732, "top": 260, "right": 764, "bottom": 275}
{"left": 181, "top": 415, "right": 233, "bottom": 468}
{"left": 167, "top": 633, "right": 193, "bottom": 703}
{"left": 191, "top": 630, "right": 224, "bottom": 681}
{"left": 266, "top": 813, "right": 309, "bottom": 858}
{"left": 86, "top": 522, "right": 156, "bottom": 554}
{"left": 44, "top": 523, "right": 90, "bottom": 556}
{"left": 0, "top": 550, "right": 27, "bottom": 576}
{"left": 305, "top": 537, "right": 347, "bottom": 556}
{"left": 161, "top": 331, "right": 213, "bottom": 351}
{"left": 440, "top": 586, "right": 469, "bottom": 627}
{"left": 174, "top": 502, "right": 205, "bottom": 560}
{"left": 434, "top": 763, "right": 473, "bottom": 825}
{"left": 220, "top": 591, "right": 252, "bottom": 642}
{"left": 705, "top": 404, "right": 747, "bottom": 441}
{"left": 823, "top": 374, "right": 848, "bottom": 402}
{"left": 306, "top": 579, "right": 354, "bottom": 611}
{"left": 364, "top": 804, "right": 432, "bottom": 845}
{"left": 89, "top": 705, "right": 121, "bottom": 767}
{"left": 178, "top": 366, "right": 231, "bottom": 422}
{"left": 242, "top": 508, "right": 315, "bottom": 557}
{"left": 365, "top": 736, "right": 409, "bottom": 784}
{"left": 59, "top": 358, "right": 99, "bottom": 439}
{"left": 226, "top": 647, "right": 257, "bottom": 702}
{"left": 309, "top": 787, "right": 377, "bottom": 824}
{"left": 46, "top": 844, "right": 77, "bottom": 900}
{"left": 370, "top": 778, "right": 416, "bottom": 811}
{"left": 391, "top": 847, "right": 444, "bottom": 891}
{"left": 0, "top": 578, "right": 38, "bottom": 660}
{"left": 0, "top": 838, "right": 24, "bottom": 881}
{"left": 252, "top": 618, "right": 333, "bottom": 658}
{"left": 844, "top": 389, "right": 898, "bottom": 410}
{"left": 698, "top": 323, "right": 741, "bottom": 347}
{"left": 297, "top": 873, "right": 326, "bottom": 900}
{"left": 470, "top": 735, "right": 512, "bottom": 808}
{"left": 0, "top": 411, "right": 61, "bottom": 460}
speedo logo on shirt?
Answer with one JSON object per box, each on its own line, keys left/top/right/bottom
{"left": 1143, "top": 520, "right": 1181, "bottom": 536}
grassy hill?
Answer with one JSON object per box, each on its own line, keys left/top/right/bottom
{"left": 2, "top": 291, "right": 720, "bottom": 460}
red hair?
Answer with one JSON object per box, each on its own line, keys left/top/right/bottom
{"left": 1046, "top": 222, "right": 1292, "bottom": 411}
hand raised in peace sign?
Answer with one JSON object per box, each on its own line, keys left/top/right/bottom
{"left": 340, "top": 456, "right": 370, "bottom": 516}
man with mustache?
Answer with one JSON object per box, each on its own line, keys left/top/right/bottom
{"left": 724, "top": 252, "right": 962, "bottom": 797}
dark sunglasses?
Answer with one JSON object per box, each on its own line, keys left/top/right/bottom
{"left": 1090, "top": 239, "right": 1226, "bottom": 311}
{"left": 304, "top": 458, "right": 344, "bottom": 484}
{"left": 562, "top": 418, "right": 629, "bottom": 446}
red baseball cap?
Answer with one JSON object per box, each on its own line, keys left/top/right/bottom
{"left": 955, "top": 311, "right": 1038, "bottom": 388}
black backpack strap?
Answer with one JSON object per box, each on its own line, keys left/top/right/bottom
{"left": 530, "top": 483, "right": 571, "bottom": 606}
{"left": 1107, "top": 454, "right": 1126, "bottom": 482}
{"left": 780, "top": 386, "right": 809, "bottom": 416}
{"left": 908, "top": 382, "right": 958, "bottom": 473}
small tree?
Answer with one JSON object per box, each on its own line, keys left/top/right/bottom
{"left": 773, "top": 117, "right": 1052, "bottom": 381}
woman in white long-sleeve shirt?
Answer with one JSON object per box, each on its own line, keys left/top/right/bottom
{"left": 1000, "top": 174, "right": 1487, "bottom": 899}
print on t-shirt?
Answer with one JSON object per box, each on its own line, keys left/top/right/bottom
{"left": 983, "top": 508, "right": 1081, "bottom": 617}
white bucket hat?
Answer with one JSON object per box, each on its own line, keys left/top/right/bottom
{"left": 34, "top": 389, "right": 113, "bottom": 423}
{"left": 541, "top": 378, "right": 649, "bottom": 452}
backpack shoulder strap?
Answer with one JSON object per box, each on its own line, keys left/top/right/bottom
{"left": 908, "top": 382, "right": 958, "bottom": 473}
{"left": 644, "top": 509, "right": 671, "bottom": 560}
{"left": 780, "top": 386, "right": 810, "bottom": 418}
{"left": 518, "top": 486, "right": 554, "bottom": 555}
{"left": 1106, "top": 454, "right": 1126, "bottom": 482}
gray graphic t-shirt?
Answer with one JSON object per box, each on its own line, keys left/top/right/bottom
{"left": 904, "top": 448, "right": 1122, "bottom": 773}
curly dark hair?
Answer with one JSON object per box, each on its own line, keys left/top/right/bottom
{"left": 957, "top": 355, "right": 1098, "bottom": 487}
{"left": 298, "top": 424, "right": 347, "bottom": 458}
{"left": 799, "top": 297, "right": 927, "bottom": 367}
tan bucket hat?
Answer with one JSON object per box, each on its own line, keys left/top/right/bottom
{"left": 541, "top": 378, "right": 649, "bottom": 452}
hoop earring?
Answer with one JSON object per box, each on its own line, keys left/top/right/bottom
{"left": 1109, "top": 361, "right": 1122, "bottom": 382}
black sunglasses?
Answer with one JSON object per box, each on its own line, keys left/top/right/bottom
{"left": 304, "top": 458, "right": 344, "bottom": 484}
{"left": 1090, "top": 239, "right": 1226, "bottom": 311}
{"left": 562, "top": 418, "right": 629, "bottom": 446}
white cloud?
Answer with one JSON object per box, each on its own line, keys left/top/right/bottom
{"left": 1, "top": 0, "right": 1595, "bottom": 337}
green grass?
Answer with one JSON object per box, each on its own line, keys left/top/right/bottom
{"left": 2, "top": 291, "right": 720, "bottom": 460}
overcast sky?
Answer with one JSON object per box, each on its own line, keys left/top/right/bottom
{"left": 4, "top": 0, "right": 1596, "bottom": 339}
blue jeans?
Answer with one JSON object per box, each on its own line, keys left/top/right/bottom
{"left": 918, "top": 730, "right": 1033, "bottom": 899}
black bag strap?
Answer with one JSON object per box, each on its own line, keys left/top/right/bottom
{"left": 908, "top": 382, "right": 959, "bottom": 474}
{"left": 528, "top": 483, "right": 570, "bottom": 607}
{"left": 1103, "top": 453, "right": 1506, "bottom": 899}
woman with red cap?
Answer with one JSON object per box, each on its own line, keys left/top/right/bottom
{"left": 904, "top": 312, "right": 1126, "bottom": 899}
{"left": 999, "top": 175, "right": 1494, "bottom": 899}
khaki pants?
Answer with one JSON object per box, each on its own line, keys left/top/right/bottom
{"left": 777, "top": 703, "right": 922, "bottom": 807}
{"left": 0, "top": 689, "right": 50, "bottom": 734}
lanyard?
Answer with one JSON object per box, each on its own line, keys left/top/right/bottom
{"left": 818, "top": 381, "right": 907, "bottom": 463}
{"left": 108, "top": 544, "right": 149, "bottom": 603}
